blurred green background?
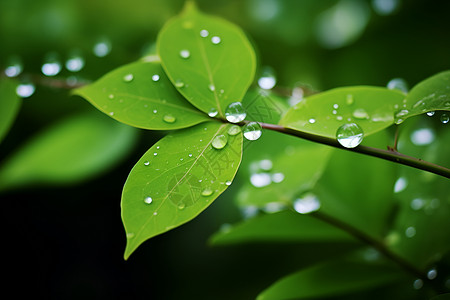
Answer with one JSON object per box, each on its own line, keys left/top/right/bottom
{"left": 1, "top": 0, "right": 449, "bottom": 299}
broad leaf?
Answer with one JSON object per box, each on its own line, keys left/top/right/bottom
{"left": 0, "top": 112, "right": 138, "bottom": 192}
{"left": 157, "top": 2, "right": 256, "bottom": 117}
{"left": 243, "top": 88, "right": 289, "bottom": 124}
{"left": 257, "top": 259, "right": 403, "bottom": 300}
{"left": 279, "top": 86, "right": 405, "bottom": 138}
{"left": 210, "top": 210, "right": 356, "bottom": 245}
{"left": 122, "top": 121, "right": 243, "bottom": 259}
{"left": 74, "top": 60, "right": 209, "bottom": 130}
{"left": 0, "top": 79, "right": 21, "bottom": 144}
{"left": 397, "top": 70, "right": 450, "bottom": 121}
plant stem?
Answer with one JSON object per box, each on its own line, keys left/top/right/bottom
{"left": 258, "top": 122, "right": 450, "bottom": 179}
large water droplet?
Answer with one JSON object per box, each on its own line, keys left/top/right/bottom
{"left": 16, "top": 83, "right": 35, "bottom": 98}
{"left": 4, "top": 56, "right": 23, "bottom": 77}
{"left": 410, "top": 128, "right": 435, "bottom": 146}
{"left": 211, "top": 36, "right": 221, "bottom": 44}
{"left": 336, "top": 123, "right": 364, "bottom": 148}
{"left": 243, "top": 122, "right": 262, "bottom": 141}
{"left": 123, "top": 73, "right": 134, "bottom": 82}
{"left": 225, "top": 102, "right": 246, "bottom": 123}
{"left": 208, "top": 108, "right": 218, "bottom": 117}
{"left": 387, "top": 78, "right": 408, "bottom": 93}
{"left": 179, "top": 49, "right": 190, "bottom": 59}
{"left": 227, "top": 125, "right": 241, "bottom": 136}
{"left": 144, "top": 197, "right": 153, "bottom": 204}
{"left": 212, "top": 134, "right": 228, "bottom": 149}
{"left": 293, "top": 193, "right": 320, "bottom": 214}
{"left": 163, "top": 114, "right": 176, "bottom": 123}
{"left": 201, "top": 188, "right": 213, "bottom": 196}
{"left": 352, "top": 108, "right": 369, "bottom": 119}
{"left": 250, "top": 172, "right": 271, "bottom": 188}
{"left": 441, "top": 113, "right": 449, "bottom": 124}
{"left": 200, "top": 29, "right": 209, "bottom": 37}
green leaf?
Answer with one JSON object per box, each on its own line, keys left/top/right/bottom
{"left": 157, "top": 2, "right": 256, "bottom": 117}
{"left": 397, "top": 70, "right": 450, "bottom": 122}
{"left": 279, "top": 86, "right": 405, "bottom": 138}
{"left": 0, "top": 79, "right": 21, "bottom": 144}
{"left": 210, "top": 210, "right": 356, "bottom": 245}
{"left": 257, "top": 259, "right": 403, "bottom": 300}
{"left": 0, "top": 112, "right": 138, "bottom": 192}
{"left": 74, "top": 60, "right": 209, "bottom": 130}
{"left": 243, "top": 89, "right": 290, "bottom": 124}
{"left": 122, "top": 121, "right": 243, "bottom": 259}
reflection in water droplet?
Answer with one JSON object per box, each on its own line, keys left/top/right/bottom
{"left": 208, "top": 108, "right": 218, "bottom": 117}
{"left": 144, "top": 161, "right": 150, "bottom": 166}
{"left": 144, "top": 197, "right": 153, "bottom": 204}
{"left": 243, "top": 122, "right": 262, "bottom": 141}
{"left": 225, "top": 102, "right": 246, "bottom": 123}
{"left": 426, "top": 111, "right": 435, "bottom": 117}
{"left": 294, "top": 193, "right": 320, "bottom": 214}
{"left": 201, "top": 188, "right": 213, "bottom": 196}
{"left": 271, "top": 172, "right": 285, "bottom": 183}
{"left": 336, "top": 123, "right": 364, "bottom": 148}
{"left": 427, "top": 268, "right": 437, "bottom": 280}
{"left": 163, "top": 114, "right": 176, "bottom": 123}
{"left": 405, "top": 226, "right": 416, "bottom": 238}
{"left": 250, "top": 173, "right": 271, "bottom": 188}
{"left": 410, "top": 198, "right": 424, "bottom": 210}
{"left": 227, "top": 125, "right": 241, "bottom": 136}
{"left": 123, "top": 73, "right": 134, "bottom": 82}
{"left": 16, "top": 83, "right": 35, "bottom": 98}
{"left": 352, "top": 108, "right": 369, "bottom": 119}
{"left": 211, "top": 36, "right": 221, "bottom": 44}
{"left": 200, "top": 29, "right": 209, "bottom": 37}
{"left": 441, "top": 113, "right": 449, "bottom": 124}
{"left": 394, "top": 177, "right": 407, "bottom": 193}
{"left": 179, "top": 49, "right": 190, "bottom": 59}
{"left": 413, "top": 279, "right": 423, "bottom": 290}
{"left": 387, "top": 78, "right": 408, "bottom": 93}
{"left": 212, "top": 134, "right": 228, "bottom": 149}
{"left": 410, "top": 128, "right": 435, "bottom": 146}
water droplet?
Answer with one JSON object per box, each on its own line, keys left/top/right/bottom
{"left": 426, "top": 111, "right": 435, "bottom": 117}
{"left": 336, "top": 115, "right": 343, "bottom": 121}
{"left": 410, "top": 128, "right": 435, "bottom": 146}
{"left": 188, "top": 153, "right": 193, "bottom": 157}
{"left": 250, "top": 172, "right": 271, "bottom": 188}
{"left": 16, "top": 83, "right": 35, "bottom": 98}
{"left": 427, "top": 268, "right": 437, "bottom": 280}
{"left": 179, "top": 49, "right": 190, "bottom": 59}
{"left": 208, "top": 84, "right": 215, "bottom": 92}
{"left": 144, "top": 197, "right": 153, "bottom": 204}
{"left": 109, "top": 112, "right": 114, "bottom": 116}
{"left": 207, "top": 108, "right": 218, "bottom": 117}
{"left": 394, "top": 177, "right": 407, "bottom": 193}
{"left": 352, "top": 108, "right": 369, "bottom": 119}
{"left": 225, "top": 102, "right": 246, "bottom": 123}
{"left": 336, "top": 123, "right": 364, "bottom": 148}
{"left": 271, "top": 172, "right": 285, "bottom": 183}
{"left": 211, "top": 36, "right": 221, "bottom": 44}
{"left": 93, "top": 38, "right": 112, "bottom": 57}
{"left": 387, "top": 78, "right": 408, "bottom": 93}
{"left": 108, "top": 94, "right": 115, "bottom": 99}
{"left": 151, "top": 74, "right": 160, "bottom": 82}
{"left": 153, "top": 212, "right": 158, "bottom": 216}
{"left": 123, "top": 73, "right": 134, "bottom": 82}
{"left": 4, "top": 56, "right": 23, "bottom": 77}
{"left": 41, "top": 53, "right": 62, "bottom": 77}
{"left": 346, "top": 94, "right": 354, "bottom": 105}
{"left": 200, "top": 29, "right": 209, "bottom": 37}
{"left": 308, "top": 118, "right": 316, "bottom": 124}
{"left": 243, "top": 122, "right": 262, "bottom": 141}
{"left": 153, "top": 152, "right": 158, "bottom": 156}
{"left": 441, "top": 113, "right": 449, "bottom": 124}
{"left": 263, "top": 202, "right": 285, "bottom": 213}
{"left": 126, "top": 232, "right": 135, "bottom": 239}
{"left": 258, "top": 66, "right": 276, "bottom": 90}
{"left": 212, "top": 134, "right": 228, "bottom": 149}
{"left": 227, "top": 125, "right": 241, "bottom": 136}
{"left": 153, "top": 109, "right": 158, "bottom": 114}
{"left": 333, "top": 103, "right": 339, "bottom": 109}
{"left": 394, "top": 109, "right": 409, "bottom": 124}
{"left": 175, "top": 79, "right": 185, "bottom": 88}
{"left": 177, "top": 202, "right": 186, "bottom": 210}
{"left": 201, "top": 188, "right": 213, "bottom": 196}
{"left": 144, "top": 161, "right": 150, "bottom": 166}
{"left": 410, "top": 198, "right": 424, "bottom": 210}
{"left": 332, "top": 110, "right": 337, "bottom": 115}
{"left": 293, "top": 193, "right": 320, "bottom": 214}
{"left": 225, "top": 180, "right": 232, "bottom": 186}
{"left": 413, "top": 279, "right": 423, "bottom": 290}
{"left": 163, "top": 114, "right": 176, "bottom": 123}
{"left": 65, "top": 55, "right": 85, "bottom": 72}
{"left": 405, "top": 226, "right": 416, "bottom": 238}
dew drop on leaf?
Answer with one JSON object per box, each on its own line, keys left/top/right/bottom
{"left": 336, "top": 123, "right": 364, "bottom": 148}
{"left": 410, "top": 128, "right": 434, "bottom": 146}
{"left": 427, "top": 268, "right": 437, "bottom": 280}
{"left": 200, "top": 29, "right": 209, "bottom": 37}
{"left": 152, "top": 74, "right": 160, "bottom": 82}
{"left": 394, "top": 177, "right": 407, "bottom": 193}
{"left": 225, "top": 180, "right": 232, "bottom": 186}
{"left": 175, "top": 79, "right": 185, "bottom": 88}
{"left": 308, "top": 118, "right": 316, "bottom": 124}
{"left": 4, "top": 56, "right": 23, "bottom": 77}
{"left": 179, "top": 49, "right": 190, "bottom": 59}
{"left": 65, "top": 55, "right": 84, "bottom": 72}
{"left": 163, "top": 114, "right": 176, "bottom": 123}
{"left": 144, "top": 161, "right": 150, "bottom": 166}
{"left": 208, "top": 84, "right": 215, "bottom": 92}
{"left": 227, "top": 125, "right": 241, "bottom": 136}
{"left": 346, "top": 94, "right": 354, "bottom": 105}
{"left": 225, "top": 102, "right": 246, "bottom": 123}
{"left": 41, "top": 53, "right": 62, "bottom": 77}
{"left": 293, "top": 193, "right": 320, "bottom": 214}
{"left": 177, "top": 202, "right": 186, "bottom": 210}
{"left": 387, "top": 78, "right": 409, "bottom": 93}
{"left": 441, "top": 113, "right": 449, "bottom": 124}
{"left": 352, "top": 108, "right": 369, "bottom": 119}
{"left": 123, "top": 73, "right": 134, "bottom": 82}
{"left": 208, "top": 108, "right": 218, "bottom": 117}
{"left": 212, "top": 134, "right": 228, "bottom": 149}
{"left": 243, "top": 122, "right": 262, "bottom": 141}
{"left": 410, "top": 198, "right": 424, "bottom": 210}
{"left": 271, "top": 172, "right": 285, "bottom": 183}
{"left": 144, "top": 197, "right": 153, "bottom": 204}
{"left": 426, "top": 111, "right": 435, "bottom": 116}
{"left": 16, "top": 83, "right": 35, "bottom": 98}
{"left": 201, "top": 188, "right": 213, "bottom": 196}
{"left": 413, "top": 279, "right": 423, "bottom": 290}
{"left": 250, "top": 172, "right": 271, "bottom": 188}
{"left": 211, "top": 36, "right": 221, "bottom": 44}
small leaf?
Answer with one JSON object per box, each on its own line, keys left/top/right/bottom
{"left": 0, "top": 79, "right": 21, "bottom": 144}
{"left": 0, "top": 112, "right": 138, "bottom": 192}
{"left": 257, "top": 259, "right": 403, "bottom": 300}
{"left": 157, "top": 2, "right": 256, "bottom": 117}
{"left": 279, "top": 86, "right": 405, "bottom": 138}
{"left": 399, "top": 70, "right": 450, "bottom": 120}
{"left": 210, "top": 210, "right": 356, "bottom": 245}
{"left": 122, "top": 121, "right": 243, "bottom": 259}
{"left": 74, "top": 60, "right": 209, "bottom": 130}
